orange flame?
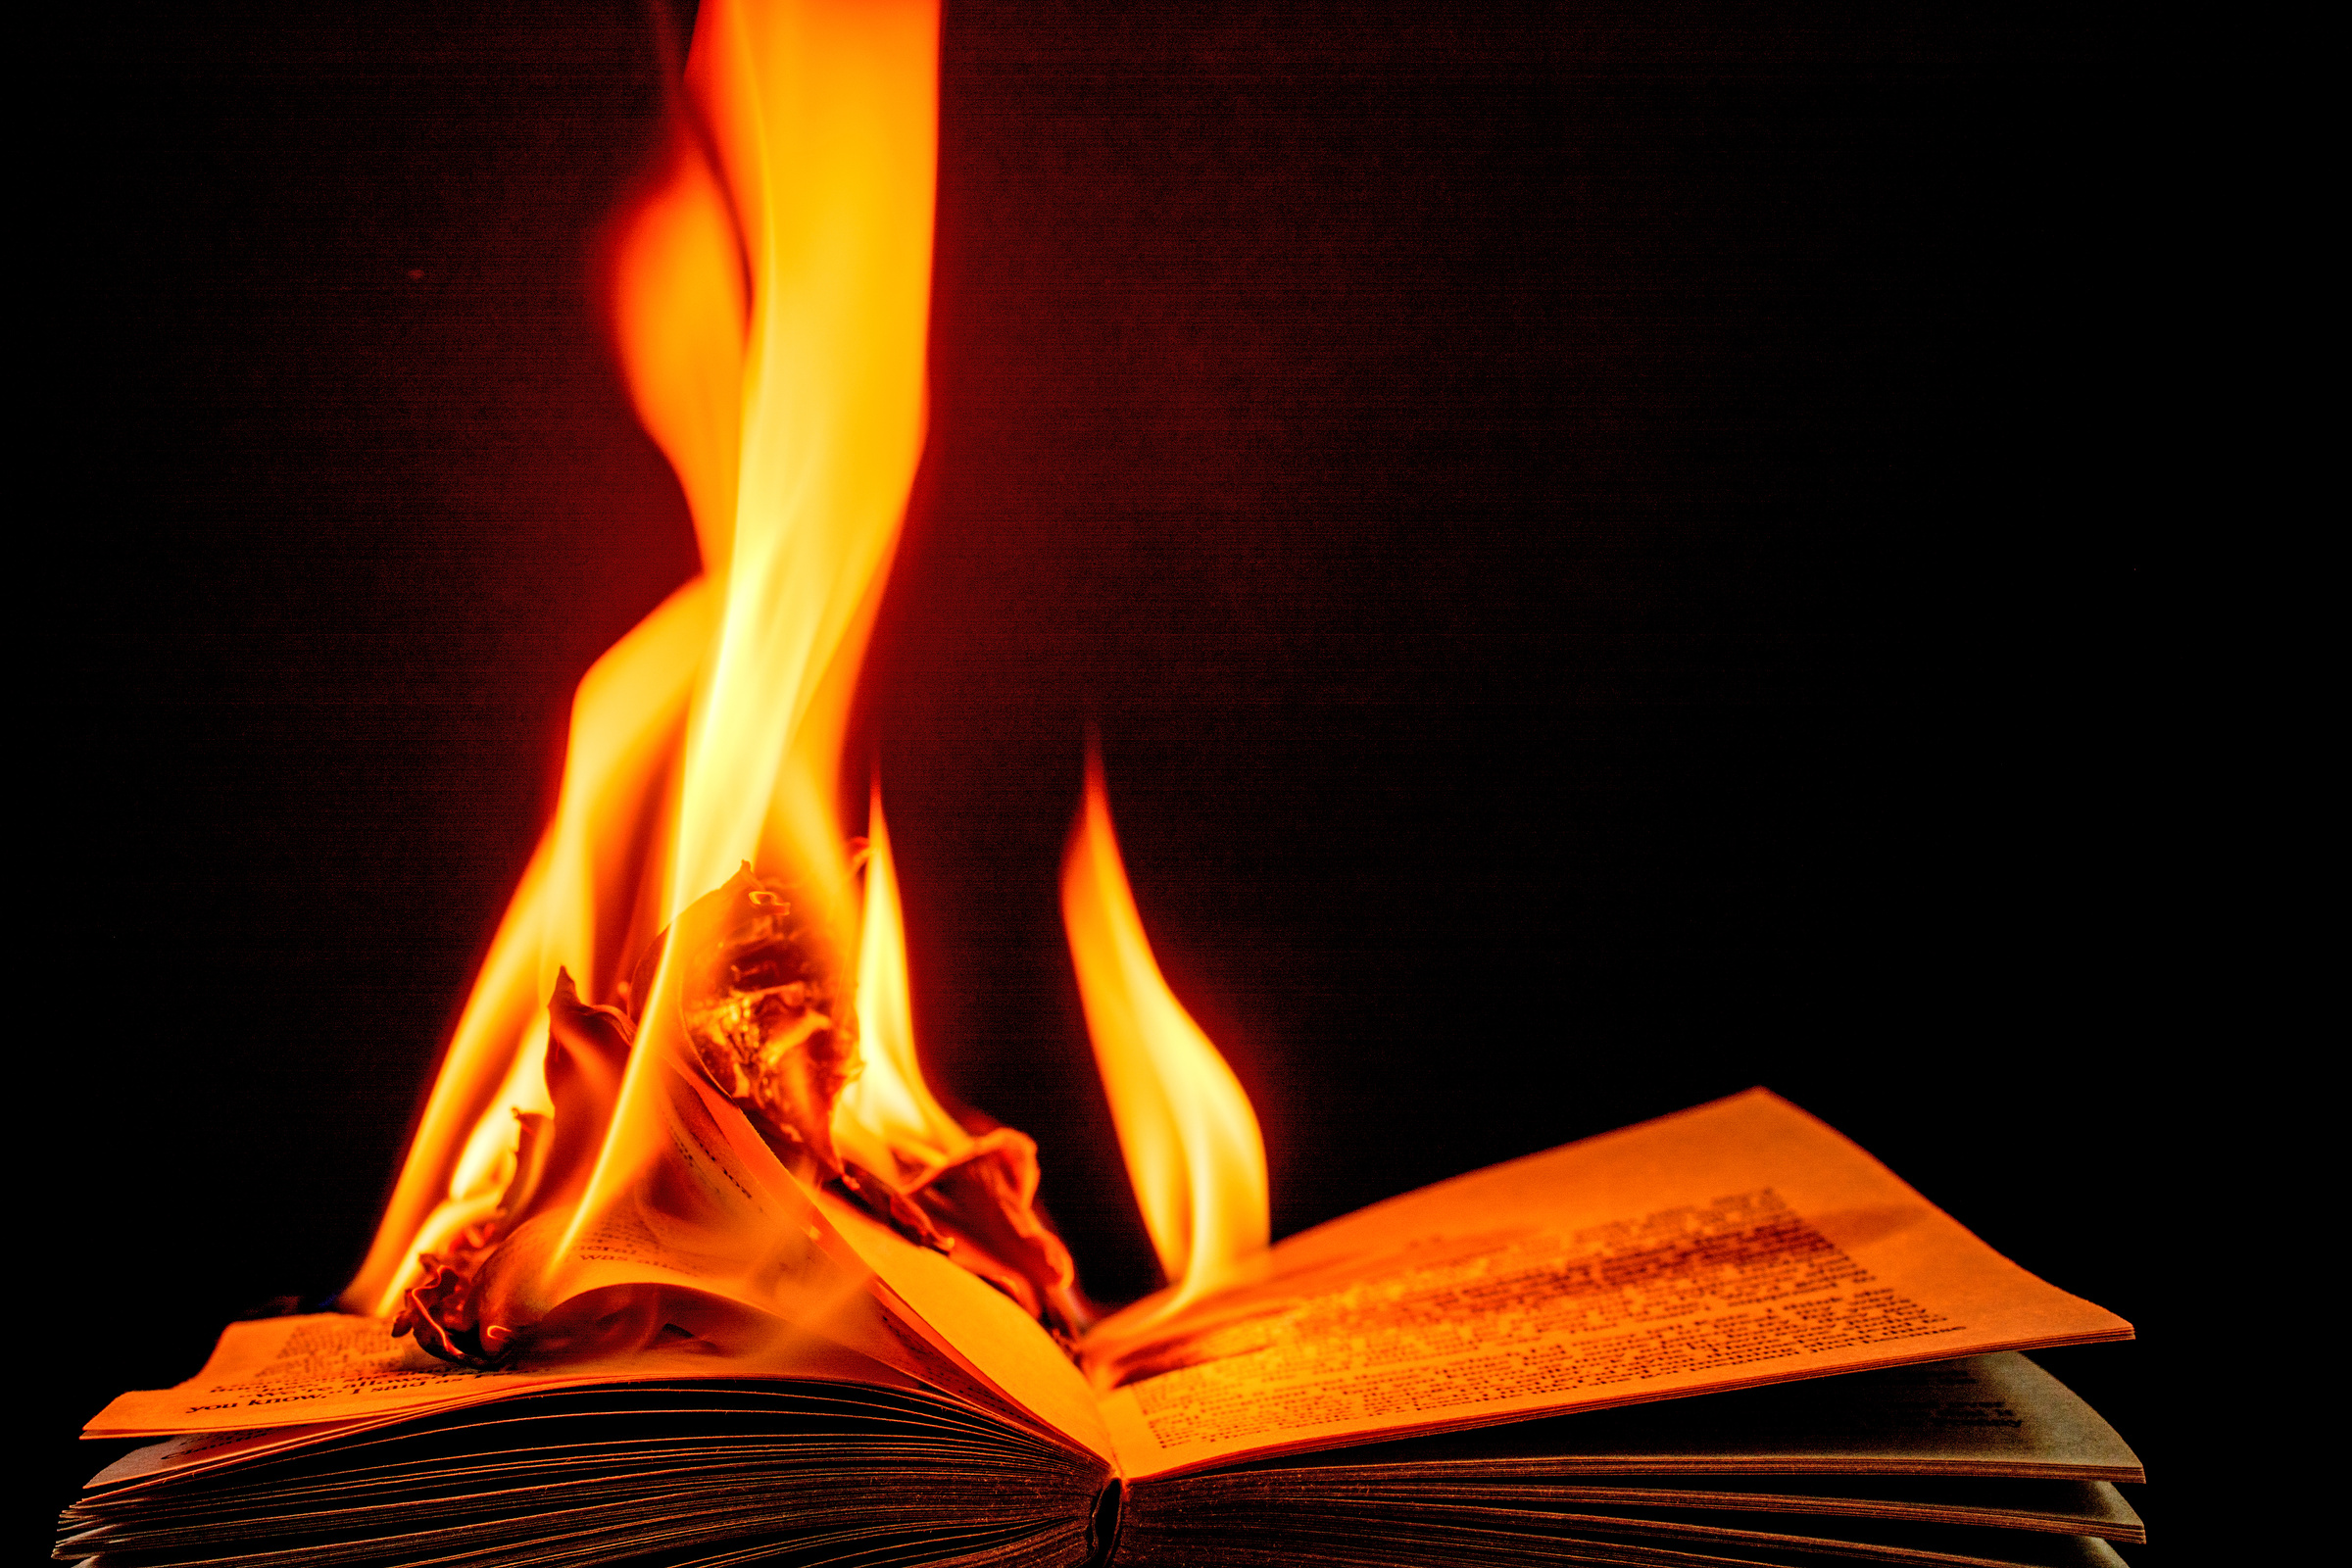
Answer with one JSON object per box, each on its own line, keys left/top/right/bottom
{"left": 1060, "top": 747, "right": 1269, "bottom": 1319}
{"left": 343, "top": 0, "right": 941, "bottom": 1324}
{"left": 836, "top": 781, "right": 968, "bottom": 1174}
{"left": 343, "top": 0, "right": 1270, "bottom": 1357}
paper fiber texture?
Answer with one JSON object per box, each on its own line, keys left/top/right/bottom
{"left": 1090, "top": 1090, "right": 2131, "bottom": 1478}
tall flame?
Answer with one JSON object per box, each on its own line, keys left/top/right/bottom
{"left": 1060, "top": 747, "right": 1269, "bottom": 1317}
{"left": 344, "top": 0, "right": 940, "bottom": 1321}
{"left": 342, "top": 0, "right": 1271, "bottom": 1357}
{"left": 836, "top": 781, "right": 968, "bottom": 1173}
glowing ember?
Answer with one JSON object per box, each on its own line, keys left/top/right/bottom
{"left": 671, "top": 865, "right": 858, "bottom": 1180}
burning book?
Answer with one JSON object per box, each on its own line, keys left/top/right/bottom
{"left": 62, "top": 2, "right": 2142, "bottom": 1564}
{"left": 69, "top": 1091, "right": 2139, "bottom": 1567}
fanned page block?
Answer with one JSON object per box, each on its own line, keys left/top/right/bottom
{"left": 66, "top": 1091, "right": 2141, "bottom": 1568}
{"left": 1088, "top": 1089, "right": 2131, "bottom": 1478}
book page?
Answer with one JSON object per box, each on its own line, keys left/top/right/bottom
{"left": 1179, "top": 1354, "right": 2143, "bottom": 1482}
{"left": 84, "top": 1073, "right": 1020, "bottom": 1441}
{"left": 811, "top": 1191, "right": 1118, "bottom": 1466}
{"left": 669, "top": 1068, "right": 1109, "bottom": 1456}
{"left": 659, "top": 1062, "right": 1113, "bottom": 1463}
{"left": 1091, "top": 1090, "right": 2131, "bottom": 1479}
{"left": 80, "top": 1310, "right": 938, "bottom": 1439}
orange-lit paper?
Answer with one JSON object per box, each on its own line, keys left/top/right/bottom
{"left": 95, "top": 1088, "right": 2131, "bottom": 1498}
{"left": 1086, "top": 1089, "right": 2132, "bottom": 1480}
{"left": 93, "top": 1068, "right": 946, "bottom": 1439}
{"left": 81, "top": 1310, "right": 924, "bottom": 1442}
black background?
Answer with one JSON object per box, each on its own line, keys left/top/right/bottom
{"left": 57, "top": 0, "right": 2165, "bottom": 1553}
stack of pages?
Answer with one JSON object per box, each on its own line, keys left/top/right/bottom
{"left": 60, "top": 1090, "right": 2143, "bottom": 1567}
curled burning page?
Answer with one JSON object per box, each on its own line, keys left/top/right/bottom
{"left": 670, "top": 857, "right": 1085, "bottom": 1333}
{"left": 343, "top": 0, "right": 1078, "bottom": 1369}
{"left": 388, "top": 859, "right": 1084, "bottom": 1367}
{"left": 390, "top": 973, "right": 631, "bottom": 1365}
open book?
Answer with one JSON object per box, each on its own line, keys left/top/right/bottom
{"left": 61, "top": 1090, "right": 2141, "bottom": 1567}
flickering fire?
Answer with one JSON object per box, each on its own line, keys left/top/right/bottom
{"left": 339, "top": 0, "right": 1268, "bottom": 1364}
{"left": 1062, "top": 749, "right": 1269, "bottom": 1322}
